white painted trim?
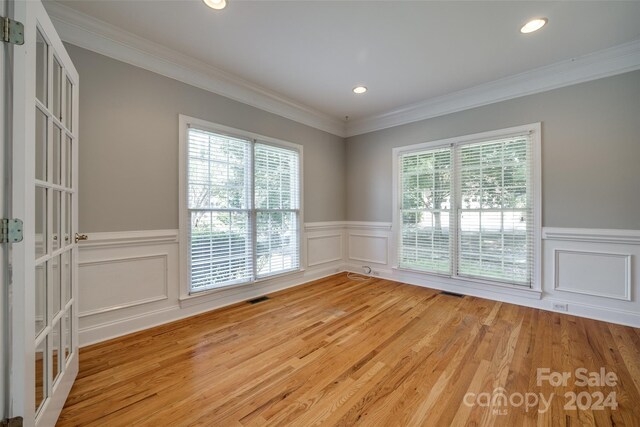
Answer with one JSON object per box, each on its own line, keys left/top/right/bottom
{"left": 345, "top": 221, "right": 393, "bottom": 230}
{"left": 78, "top": 253, "right": 170, "bottom": 317}
{"left": 543, "top": 227, "right": 640, "bottom": 245}
{"left": 304, "top": 221, "right": 347, "bottom": 231}
{"left": 346, "top": 39, "right": 640, "bottom": 136}
{"left": 43, "top": 2, "right": 346, "bottom": 137}
{"left": 553, "top": 249, "right": 632, "bottom": 301}
{"left": 78, "top": 229, "right": 179, "bottom": 248}
{"left": 306, "top": 234, "right": 343, "bottom": 267}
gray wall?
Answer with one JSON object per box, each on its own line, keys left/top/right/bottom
{"left": 346, "top": 70, "right": 640, "bottom": 230}
{"left": 68, "top": 44, "right": 346, "bottom": 232}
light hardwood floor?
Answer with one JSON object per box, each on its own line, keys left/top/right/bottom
{"left": 57, "top": 273, "right": 640, "bottom": 426}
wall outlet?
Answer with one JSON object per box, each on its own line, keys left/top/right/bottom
{"left": 552, "top": 302, "right": 568, "bottom": 312}
{"left": 372, "top": 271, "right": 380, "bottom": 276}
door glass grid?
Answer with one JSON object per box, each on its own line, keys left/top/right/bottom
{"left": 33, "top": 26, "right": 76, "bottom": 416}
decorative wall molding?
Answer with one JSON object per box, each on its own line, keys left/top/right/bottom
{"left": 553, "top": 249, "right": 631, "bottom": 301}
{"left": 44, "top": 2, "right": 346, "bottom": 137}
{"left": 78, "top": 229, "right": 179, "bottom": 249}
{"left": 46, "top": 2, "right": 640, "bottom": 139}
{"left": 76, "top": 224, "right": 640, "bottom": 347}
{"left": 78, "top": 253, "right": 170, "bottom": 317}
{"left": 345, "top": 39, "right": 640, "bottom": 136}
{"left": 543, "top": 227, "right": 640, "bottom": 245}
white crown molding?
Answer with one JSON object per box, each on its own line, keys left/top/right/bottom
{"left": 543, "top": 227, "right": 640, "bottom": 245}
{"left": 44, "top": 2, "right": 347, "bottom": 137}
{"left": 345, "top": 39, "right": 640, "bottom": 137}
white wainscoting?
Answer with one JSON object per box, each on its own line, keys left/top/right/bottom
{"left": 78, "top": 224, "right": 640, "bottom": 346}
{"left": 77, "top": 225, "right": 347, "bottom": 346}
{"left": 342, "top": 223, "right": 640, "bottom": 327}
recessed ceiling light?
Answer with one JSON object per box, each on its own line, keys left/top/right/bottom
{"left": 203, "top": 0, "right": 227, "bottom": 10}
{"left": 353, "top": 86, "right": 367, "bottom": 94}
{"left": 520, "top": 18, "right": 548, "bottom": 34}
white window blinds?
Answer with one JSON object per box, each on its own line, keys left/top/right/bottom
{"left": 255, "top": 143, "right": 300, "bottom": 278}
{"left": 398, "top": 131, "right": 535, "bottom": 287}
{"left": 456, "top": 135, "right": 533, "bottom": 285}
{"left": 186, "top": 127, "right": 301, "bottom": 292}
{"left": 399, "top": 148, "right": 452, "bottom": 275}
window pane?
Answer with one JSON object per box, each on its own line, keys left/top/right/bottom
{"left": 398, "top": 147, "right": 451, "bottom": 274}
{"left": 256, "top": 211, "right": 299, "bottom": 277}
{"left": 188, "top": 129, "right": 251, "bottom": 210}
{"left": 456, "top": 136, "right": 532, "bottom": 285}
{"left": 254, "top": 144, "right": 299, "bottom": 210}
{"left": 36, "top": 108, "right": 47, "bottom": 181}
{"left": 190, "top": 210, "right": 252, "bottom": 290}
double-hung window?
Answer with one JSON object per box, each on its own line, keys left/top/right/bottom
{"left": 183, "top": 117, "right": 301, "bottom": 293}
{"left": 396, "top": 124, "right": 540, "bottom": 288}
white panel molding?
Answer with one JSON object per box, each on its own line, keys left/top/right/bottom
{"left": 306, "top": 234, "right": 344, "bottom": 267}
{"left": 347, "top": 233, "right": 389, "bottom": 265}
{"left": 553, "top": 249, "right": 631, "bottom": 301}
{"left": 346, "top": 39, "right": 640, "bottom": 136}
{"left": 44, "top": 2, "right": 346, "bottom": 137}
{"left": 78, "top": 253, "right": 170, "bottom": 317}
{"left": 543, "top": 227, "right": 640, "bottom": 245}
{"left": 304, "top": 221, "right": 348, "bottom": 232}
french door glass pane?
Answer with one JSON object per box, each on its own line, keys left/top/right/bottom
{"left": 256, "top": 211, "right": 298, "bottom": 277}
{"left": 35, "top": 30, "right": 47, "bottom": 105}
{"left": 62, "top": 251, "right": 71, "bottom": 303}
{"left": 64, "top": 309, "right": 72, "bottom": 362}
{"left": 36, "top": 108, "right": 47, "bottom": 181}
{"left": 52, "top": 126, "right": 61, "bottom": 185}
{"left": 35, "top": 187, "right": 47, "bottom": 259}
{"left": 65, "top": 193, "right": 72, "bottom": 246}
{"left": 65, "top": 77, "right": 73, "bottom": 129}
{"left": 52, "top": 190, "right": 60, "bottom": 251}
{"left": 52, "top": 255, "right": 61, "bottom": 316}
{"left": 64, "top": 136, "right": 72, "bottom": 188}
{"left": 51, "top": 320, "right": 61, "bottom": 384}
{"left": 52, "top": 58, "right": 62, "bottom": 120}
{"left": 35, "top": 338, "right": 46, "bottom": 412}
{"left": 190, "top": 210, "right": 252, "bottom": 290}
{"left": 35, "top": 262, "right": 47, "bottom": 337}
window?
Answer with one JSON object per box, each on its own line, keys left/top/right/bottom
{"left": 182, "top": 118, "right": 301, "bottom": 293}
{"left": 396, "top": 125, "right": 540, "bottom": 287}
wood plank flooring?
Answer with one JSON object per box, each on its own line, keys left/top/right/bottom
{"left": 57, "top": 273, "right": 640, "bottom": 426}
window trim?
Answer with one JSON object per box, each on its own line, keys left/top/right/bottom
{"left": 391, "top": 123, "right": 542, "bottom": 291}
{"left": 178, "top": 115, "right": 304, "bottom": 299}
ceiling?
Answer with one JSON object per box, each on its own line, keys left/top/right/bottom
{"left": 52, "top": 0, "right": 640, "bottom": 127}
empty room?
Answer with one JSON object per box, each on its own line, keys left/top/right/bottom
{"left": 2, "top": 0, "right": 640, "bottom": 426}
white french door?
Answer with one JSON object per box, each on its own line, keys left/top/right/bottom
{"left": 4, "top": 0, "right": 79, "bottom": 426}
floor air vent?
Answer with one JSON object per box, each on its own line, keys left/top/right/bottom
{"left": 248, "top": 296, "right": 270, "bottom": 304}
{"left": 440, "top": 291, "right": 464, "bottom": 298}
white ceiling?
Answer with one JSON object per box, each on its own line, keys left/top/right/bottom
{"left": 53, "top": 0, "right": 640, "bottom": 125}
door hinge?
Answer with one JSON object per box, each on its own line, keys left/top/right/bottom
{"left": 1, "top": 16, "right": 24, "bottom": 45}
{"left": 1, "top": 219, "right": 23, "bottom": 243}
{"left": 1, "top": 417, "right": 23, "bottom": 427}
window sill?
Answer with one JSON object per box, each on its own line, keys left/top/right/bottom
{"left": 391, "top": 266, "right": 542, "bottom": 300}
{"left": 179, "top": 268, "right": 305, "bottom": 309}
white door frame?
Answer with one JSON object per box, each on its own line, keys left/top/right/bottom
{"left": 7, "top": 1, "right": 79, "bottom": 425}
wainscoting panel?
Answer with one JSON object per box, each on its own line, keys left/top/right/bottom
{"left": 554, "top": 250, "right": 631, "bottom": 301}
{"left": 78, "top": 254, "right": 169, "bottom": 317}
{"left": 306, "top": 234, "right": 343, "bottom": 267}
